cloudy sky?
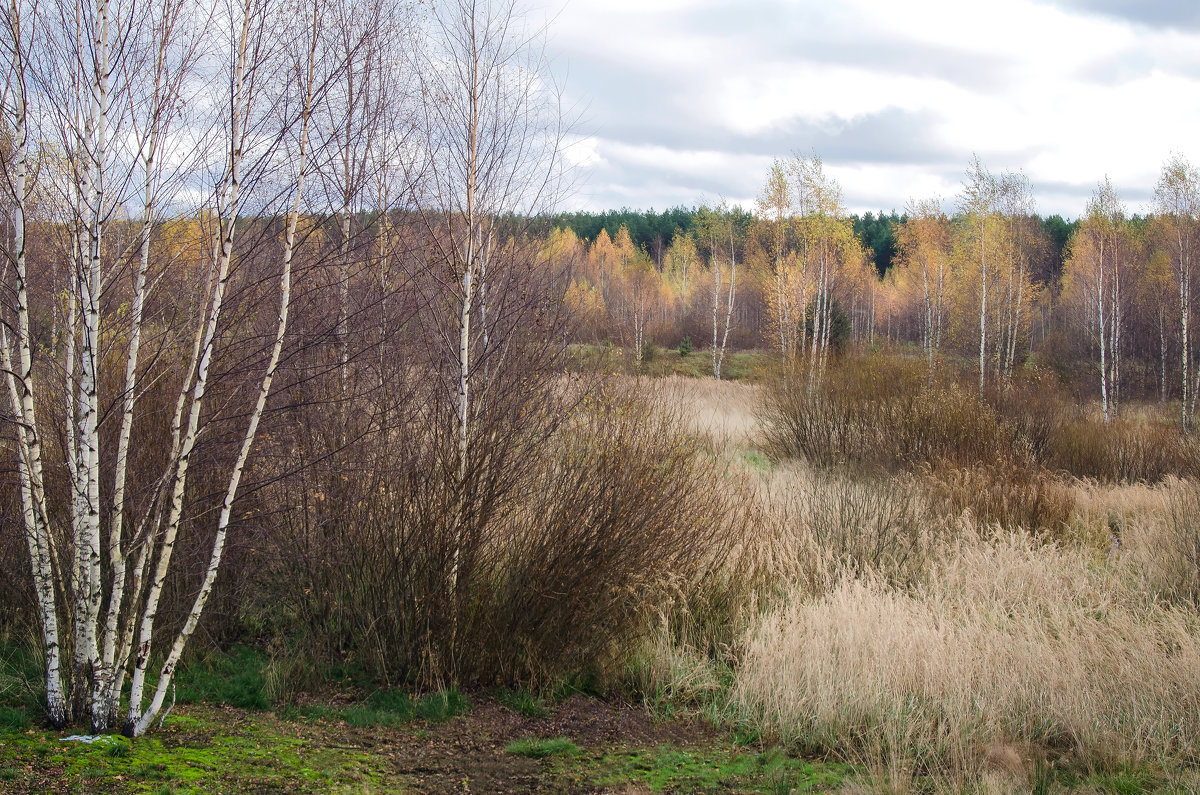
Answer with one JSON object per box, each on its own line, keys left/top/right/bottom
{"left": 530, "top": 0, "right": 1200, "bottom": 218}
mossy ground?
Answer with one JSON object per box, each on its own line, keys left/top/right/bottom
{"left": 565, "top": 745, "right": 855, "bottom": 793}
{"left": 0, "top": 706, "right": 389, "bottom": 793}
{"left": 0, "top": 695, "right": 855, "bottom": 793}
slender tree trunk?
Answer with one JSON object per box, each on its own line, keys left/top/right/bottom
{"left": 716, "top": 227, "right": 737, "bottom": 379}
{"left": 711, "top": 246, "right": 720, "bottom": 379}
{"left": 128, "top": 0, "right": 316, "bottom": 737}
{"left": 125, "top": 0, "right": 256, "bottom": 732}
{"left": 0, "top": 17, "right": 67, "bottom": 721}
{"left": 1161, "top": 306, "right": 1168, "bottom": 403}
{"left": 979, "top": 222, "right": 987, "bottom": 396}
{"left": 1097, "top": 238, "right": 1109, "bottom": 424}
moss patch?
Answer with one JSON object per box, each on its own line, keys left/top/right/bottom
{"left": 0, "top": 706, "right": 395, "bottom": 793}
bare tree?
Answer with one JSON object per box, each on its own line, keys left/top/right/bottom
{"left": 960, "top": 156, "right": 999, "bottom": 395}
{"left": 1155, "top": 154, "right": 1200, "bottom": 430}
{"left": 409, "top": 0, "right": 568, "bottom": 655}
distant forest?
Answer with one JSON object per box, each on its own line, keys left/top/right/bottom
{"left": 551, "top": 206, "right": 1079, "bottom": 284}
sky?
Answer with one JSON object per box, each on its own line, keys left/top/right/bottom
{"left": 531, "top": 0, "right": 1200, "bottom": 219}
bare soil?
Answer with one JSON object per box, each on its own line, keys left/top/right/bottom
{"left": 345, "top": 694, "right": 717, "bottom": 793}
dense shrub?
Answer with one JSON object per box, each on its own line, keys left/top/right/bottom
{"left": 244, "top": 379, "right": 730, "bottom": 691}
{"left": 1045, "top": 418, "right": 1200, "bottom": 482}
{"left": 764, "top": 355, "right": 1200, "bottom": 485}
{"left": 761, "top": 356, "right": 1020, "bottom": 471}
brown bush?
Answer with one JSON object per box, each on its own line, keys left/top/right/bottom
{"left": 245, "top": 378, "right": 733, "bottom": 690}
{"left": 1045, "top": 418, "right": 1200, "bottom": 483}
{"left": 762, "top": 354, "right": 1200, "bottom": 485}
{"left": 761, "top": 357, "right": 1022, "bottom": 471}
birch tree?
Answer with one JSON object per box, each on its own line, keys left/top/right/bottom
{"left": 662, "top": 227, "right": 696, "bottom": 312}
{"left": 1063, "top": 178, "right": 1127, "bottom": 423}
{"left": 994, "top": 171, "right": 1037, "bottom": 383}
{"left": 1, "top": 0, "right": 350, "bottom": 734}
{"left": 757, "top": 160, "right": 799, "bottom": 359}
{"left": 0, "top": 0, "right": 67, "bottom": 727}
{"left": 960, "top": 156, "right": 1000, "bottom": 395}
{"left": 1154, "top": 154, "right": 1200, "bottom": 430}
{"left": 894, "top": 197, "right": 950, "bottom": 370}
{"left": 696, "top": 202, "right": 740, "bottom": 379}
{"left": 411, "top": 0, "right": 566, "bottom": 646}
{"left": 791, "top": 157, "right": 850, "bottom": 389}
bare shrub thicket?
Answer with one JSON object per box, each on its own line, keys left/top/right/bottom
{"left": 240, "top": 379, "right": 733, "bottom": 691}
{"left": 762, "top": 357, "right": 1021, "bottom": 470}
{"left": 764, "top": 355, "right": 1200, "bottom": 486}
{"left": 1044, "top": 417, "right": 1200, "bottom": 481}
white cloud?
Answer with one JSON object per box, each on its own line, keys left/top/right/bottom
{"left": 534, "top": 0, "right": 1200, "bottom": 217}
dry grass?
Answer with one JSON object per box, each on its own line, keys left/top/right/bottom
{"left": 731, "top": 529, "right": 1200, "bottom": 778}
{"left": 632, "top": 373, "right": 1200, "bottom": 789}
{"left": 653, "top": 374, "right": 763, "bottom": 451}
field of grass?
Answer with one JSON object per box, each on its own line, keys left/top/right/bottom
{"left": 566, "top": 342, "right": 776, "bottom": 381}
{"left": 633, "top": 357, "right": 1200, "bottom": 792}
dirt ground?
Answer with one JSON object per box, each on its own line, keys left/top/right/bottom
{"left": 342, "top": 694, "right": 718, "bottom": 793}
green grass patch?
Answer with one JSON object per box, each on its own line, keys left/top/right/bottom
{"left": 589, "top": 745, "right": 854, "bottom": 793}
{"left": 506, "top": 734, "right": 580, "bottom": 758}
{"left": 274, "top": 687, "right": 467, "bottom": 729}
{"left": 739, "top": 450, "right": 773, "bottom": 472}
{"left": 366, "top": 687, "right": 414, "bottom": 714}
{"left": 566, "top": 343, "right": 776, "bottom": 381}
{"left": 496, "top": 688, "right": 548, "bottom": 718}
{"left": 101, "top": 736, "right": 132, "bottom": 758}
{"left": 413, "top": 688, "right": 469, "bottom": 723}
{"left": 0, "top": 704, "right": 391, "bottom": 793}
{"left": 505, "top": 736, "right": 581, "bottom": 759}
{"left": 0, "top": 704, "right": 31, "bottom": 731}
{"left": 174, "top": 646, "right": 270, "bottom": 710}
{"left": 1046, "top": 765, "right": 1172, "bottom": 794}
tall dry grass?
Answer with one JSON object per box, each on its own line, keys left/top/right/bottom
{"left": 732, "top": 532, "right": 1200, "bottom": 778}
{"left": 640, "top": 368, "right": 1200, "bottom": 789}
{"left": 655, "top": 374, "right": 763, "bottom": 451}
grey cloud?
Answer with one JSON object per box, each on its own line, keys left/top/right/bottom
{"left": 1044, "top": 0, "right": 1200, "bottom": 31}
{"left": 547, "top": 0, "right": 1160, "bottom": 216}
{"left": 779, "top": 109, "right": 965, "bottom": 167}
{"left": 564, "top": 49, "right": 969, "bottom": 168}
{"left": 1035, "top": 177, "right": 1154, "bottom": 210}
{"left": 671, "top": 3, "right": 1012, "bottom": 91}
{"left": 1077, "top": 51, "right": 1158, "bottom": 84}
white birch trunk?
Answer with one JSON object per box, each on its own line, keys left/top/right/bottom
{"left": 710, "top": 245, "right": 720, "bottom": 379}
{"left": 716, "top": 228, "right": 737, "bottom": 380}
{"left": 128, "top": 0, "right": 316, "bottom": 737}
{"left": 978, "top": 221, "right": 988, "bottom": 396}
{"left": 1096, "top": 237, "right": 1109, "bottom": 424}
{"left": 125, "top": 0, "right": 256, "bottom": 731}
{"left": 0, "top": 16, "right": 68, "bottom": 720}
